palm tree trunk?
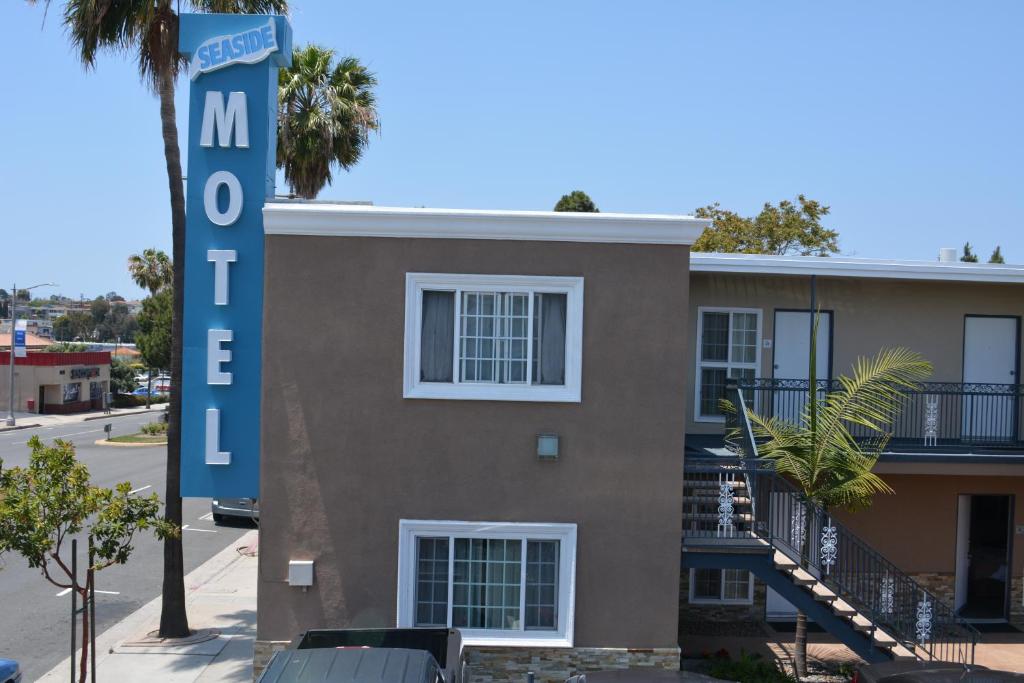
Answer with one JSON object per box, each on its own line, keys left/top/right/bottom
{"left": 156, "top": 67, "right": 190, "bottom": 639}
{"left": 794, "top": 611, "right": 808, "bottom": 678}
{"left": 793, "top": 499, "right": 812, "bottom": 678}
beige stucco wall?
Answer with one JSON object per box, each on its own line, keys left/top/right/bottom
{"left": 0, "top": 361, "right": 110, "bottom": 412}
{"left": 687, "top": 273, "right": 1024, "bottom": 435}
{"left": 836, "top": 473, "right": 1024, "bottom": 575}
{"left": 258, "top": 236, "right": 691, "bottom": 649}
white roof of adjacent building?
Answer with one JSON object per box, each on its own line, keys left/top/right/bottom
{"left": 690, "top": 252, "right": 1024, "bottom": 284}
{"left": 263, "top": 201, "right": 709, "bottom": 245}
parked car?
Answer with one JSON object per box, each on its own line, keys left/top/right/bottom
{"left": 132, "top": 386, "right": 165, "bottom": 397}
{"left": 211, "top": 498, "right": 259, "bottom": 524}
{"left": 0, "top": 658, "right": 22, "bottom": 683}
{"left": 854, "top": 661, "right": 1023, "bottom": 683}
{"left": 258, "top": 647, "right": 444, "bottom": 683}
{"left": 259, "top": 628, "right": 463, "bottom": 683}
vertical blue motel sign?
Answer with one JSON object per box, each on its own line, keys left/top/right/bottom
{"left": 178, "top": 14, "right": 292, "bottom": 497}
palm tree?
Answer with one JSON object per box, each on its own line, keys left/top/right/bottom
{"left": 742, "top": 320, "right": 931, "bottom": 676}
{"left": 278, "top": 44, "right": 380, "bottom": 198}
{"left": 37, "top": 0, "right": 289, "bottom": 638}
{"left": 128, "top": 248, "right": 173, "bottom": 296}
{"left": 129, "top": 249, "right": 173, "bottom": 409}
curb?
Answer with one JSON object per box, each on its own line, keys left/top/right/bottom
{"left": 0, "top": 423, "right": 42, "bottom": 433}
{"left": 37, "top": 529, "right": 260, "bottom": 682}
{"left": 93, "top": 438, "right": 167, "bottom": 448}
{"left": 84, "top": 408, "right": 165, "bottom": 421}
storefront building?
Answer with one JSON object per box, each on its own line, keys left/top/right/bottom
{"left": 0, "top": 351, "right": 111, "bottom": 414}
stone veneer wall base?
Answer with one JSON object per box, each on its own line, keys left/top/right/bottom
{"left": 465, "top": 646, "right": 680, "bottom": 683}
{"left": 255, "top": 642, "right": 680, "bottom": 683}
{"left": 254, "top": 640, "right": 291, "bottom": 680}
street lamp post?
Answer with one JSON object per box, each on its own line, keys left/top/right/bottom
{"left": 6, "top": 282, "right": 57, "bottom": 426}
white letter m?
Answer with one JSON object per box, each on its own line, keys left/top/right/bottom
{"left": 200, "top": 91, "right": 249, "bottom": 149}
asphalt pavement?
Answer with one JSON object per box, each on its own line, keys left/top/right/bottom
{"left": 0, "top": 414, "right": 254, "bottom": 681}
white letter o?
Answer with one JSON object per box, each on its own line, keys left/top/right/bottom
{"left": 204, "top": 171, "right": 243, "bottom": 226}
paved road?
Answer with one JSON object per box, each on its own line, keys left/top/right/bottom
{"left": 0, "top": 414, "right": 253, "bottom": 681}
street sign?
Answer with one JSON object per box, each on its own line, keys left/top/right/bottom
{"left": 13, "top": 319, "right": 26, "bottom": 358}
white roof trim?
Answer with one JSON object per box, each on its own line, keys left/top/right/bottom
{"left": 263, "top": 202, "right": 708, "bottom": 245}
{"left": 691, "top": 252, "right": 1024, "bottom": 284}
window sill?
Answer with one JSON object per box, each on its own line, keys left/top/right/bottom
{"left": 459, "top": 633, "right": 573, "bottom": 648}
{"left": 688, "top": 598, "right": 753, "bottom": 606}
{"left": 404, "top": 382, "right": 581, "bottom": 403}
{"left": 694, "top": 415, "right": 726, "bottom": 424}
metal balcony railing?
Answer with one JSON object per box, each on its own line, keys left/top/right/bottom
{"left": 739, "top": 378, "right": 1024, "bottom": 450}
{"left": 682, "top": 384, "right": 979, "bottom": 664}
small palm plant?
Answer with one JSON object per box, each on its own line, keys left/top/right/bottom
{"left": 741, "top": 316, "right": 931, "bottom": 676}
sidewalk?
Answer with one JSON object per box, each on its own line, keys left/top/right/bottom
{"left": 0, "top": 404, "right": 161, "bottom": 432}
{"left": 39, "top": 530, "right": 259, "bottom": 683}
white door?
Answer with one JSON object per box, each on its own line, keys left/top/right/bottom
{"left": 772, "top": 311, "right": 831, "bottom": 424}
{"left": 962, "top": 317, "right": 1017, "bottom": 440}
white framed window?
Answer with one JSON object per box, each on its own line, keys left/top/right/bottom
{"left": 403, "top": 274, "right": 584, "bottom": 402}
{"left": 397, "top": 520, "right": 577, "bottom": 647}
{"left": 688, "top": 568, "right": 754, "bottom": 604}
{"left": 694, "top": 307, "right": 762, "bottom": 422}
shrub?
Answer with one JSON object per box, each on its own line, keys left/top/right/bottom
{"left": 706, "top": 651, "right": 795, "bottom": 683}
{"left": 140, "top": 422, "right": 168, "bottom": 435}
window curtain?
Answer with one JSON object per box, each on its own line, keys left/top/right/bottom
{"left": 538, "top": 293, "right": 567, "bottom": 385}
{"left": 420, "top": 291, "right": 454, "bottom": 382}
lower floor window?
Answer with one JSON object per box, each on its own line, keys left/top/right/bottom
{"left": 399, "top": 520, "right": 576, "bottom": 645}
{"left": 690, "top": 568, "right": 753, "bottom": 603}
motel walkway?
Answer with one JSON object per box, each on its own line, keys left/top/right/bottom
{"left": 682, "top": 628, "right": 1024, "bottom": 677}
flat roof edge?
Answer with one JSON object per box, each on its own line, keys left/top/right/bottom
{"left": 691, "top": 253, "right": 1024, "bottom": 284}
{"left": 263, "top": 203, "right": 709, "bottom": 245}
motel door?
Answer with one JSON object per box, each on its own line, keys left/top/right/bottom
{"left": 955, "top": 494, "right": 1012, "bottom": 621}
{"left": 771, "top": 311, "right": 832, "bottom": 425}
{"left": 962, "top": 316, "right": 1018, "bottom": 442}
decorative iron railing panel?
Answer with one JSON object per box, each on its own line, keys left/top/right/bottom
{"left": 683, "top": 384, "right": 979, "bottom": 664}
{"left": 740, "top": 378, "right": 1024, "bottom": 449}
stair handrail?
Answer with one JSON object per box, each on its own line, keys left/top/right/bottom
{"left": 720, "top": 382, "right": 979, "bottom": 665}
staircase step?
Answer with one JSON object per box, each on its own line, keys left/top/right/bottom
{"left": 810, "top": 584, "right": 837, "bottom": 602}
{"left": 684, "top": 479, "right": 747, "bottom": 489}
{"left": 889, "top": 644, "right": 916, "bottom": 661}
{"left": 789, "top": 567, "right": 818, "bottom": 586}
{"left": 772, "top": 551, "right": 798, "bottom": 571}
{"left": 850, "top": 614, "right": 874, "bottom": 633}
{"left": 688, "top": 513, "right": 754, "bottom": 522}
{"left": 831, "top": 598, "right": 857, "bottom": 617}
{"left": 683, "top": 495, "right": 753, "bottom": 505}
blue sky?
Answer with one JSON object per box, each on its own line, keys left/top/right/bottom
{"left": 2, "top": 1, "right": 1022, "bottom": 299}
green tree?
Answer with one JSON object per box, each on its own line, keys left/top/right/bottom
{"left": 109, "top": 358, "right": 138, "bottom": 395}
{"left": 53, "top": 311, "right": 94, "bottom": 342}
{"left": 693, "top": 195, "right": 839, "bottom": 256}
{"left": 89, "top": 297, "right": 110, "bottom": 328}
{"left": 44, "top": 0, "right": 290, "bottom": 639}
{"left": 45, "top": 342, "right": 89, "bottom": 352}
{"left": 553, "top": 190, "right": 599, "bottom": 213}
{"left": 128, "top": 248, "right": 173, "bottom": 296}
{"left": 0, "top": 437, "right": 176, "bottom": 682}
{"left": 0, "top": 289, "right": 8, "bottom": 319}
{"left": 739, "top": 322, "right": 931, "bottom": 675}
{"left": 989, "top": 246, "right": 1005, "bottom": 264}
{"left": 960, "top": 242, "right": 978, "bottom": 263}
{"left": 137, "top": 289, "right": 172, "bottom": 372}
{"left": 277, "top": 44, "right": 381, "bottom": 199}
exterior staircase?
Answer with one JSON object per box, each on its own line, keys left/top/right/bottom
{"left": 681, "top": 385, "right": 978, "bottom": 665}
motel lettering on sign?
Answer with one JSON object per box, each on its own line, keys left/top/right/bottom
{"left": 178, "top": 15, "right": 292, "bottom": 497}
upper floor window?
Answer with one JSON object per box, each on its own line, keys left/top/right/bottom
{"left": 404, "top": 274, "right": 584, "bottom": 402}
{"left": 695, "top": 307, "right": 761, "bottom": 421}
